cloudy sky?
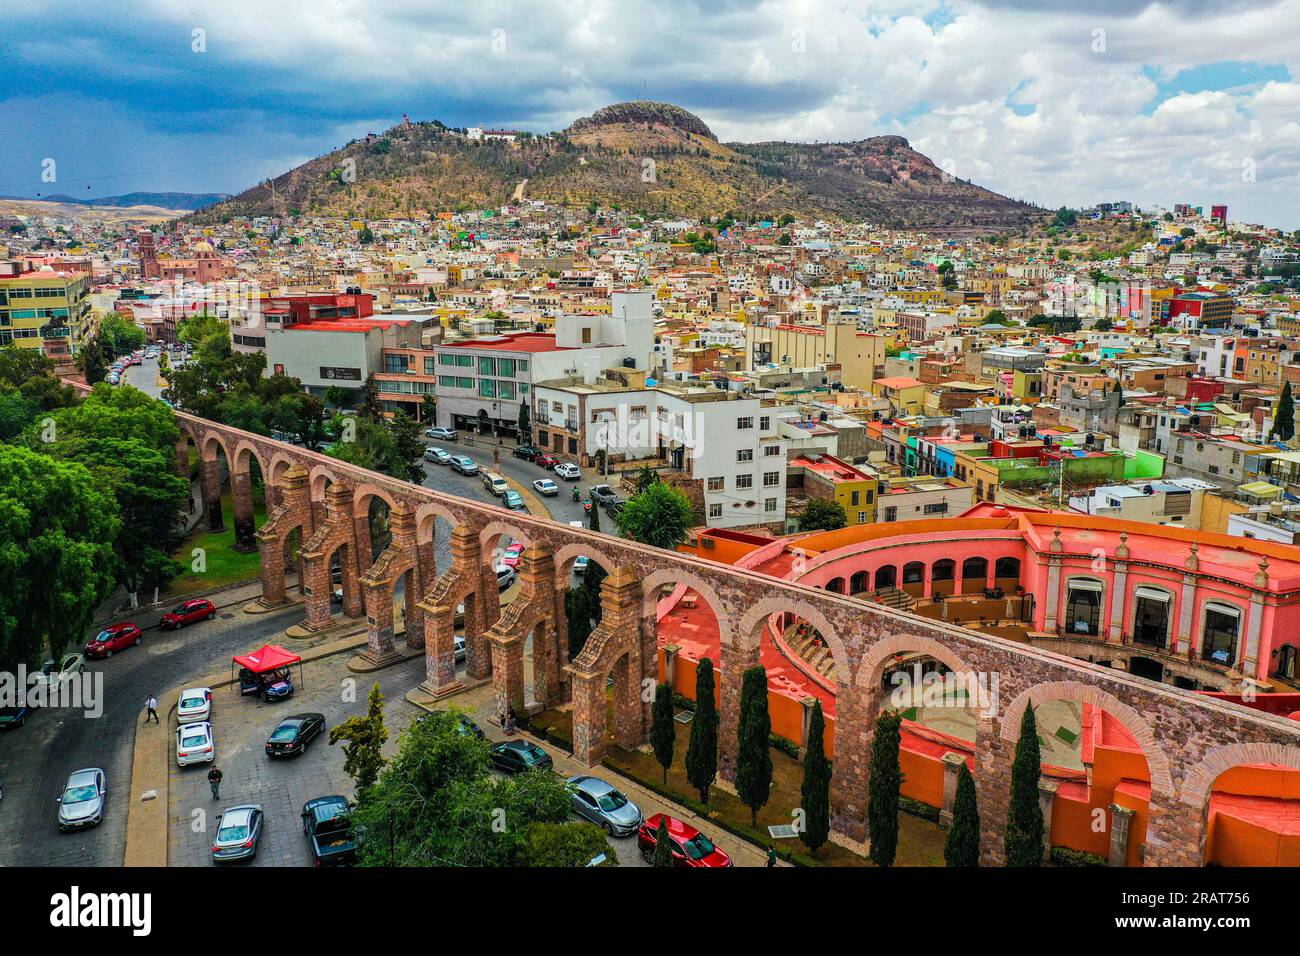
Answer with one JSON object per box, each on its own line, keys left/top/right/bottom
{"left": 2, "top": 0, "right": 1298, "bottom": 227}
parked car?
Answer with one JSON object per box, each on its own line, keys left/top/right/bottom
{"left": 302, "top": 796, "right": 358, "bottom": 867}
{"left": 534, "top": 453, "right": 559, "bottom": 470}
{"left": 554, "top": 462, "right": 581, "bottom": 481}
{"left": 176, "top": 687, "right": 213, "bottom": 724}
{"left": 450, "top": 455, "right": 478, "bottom": 476}
{"left": 161, "top": 598, "right": 216, "bottom": 629}
{"left": 503, "top": 489, "right": 526, "bottom": 511}
{"left": 0, "top": 703, "right": 35, "bottom": 730}
{"left": 84, "top": 622, "right": 142, "bottom": 659}
{"left": 34, "top": 653, "right": 85, "bottom": 689}
{"left": 488, "top": 740, "right": 553, "bottom": 774}
{"left": 175, "top": 721, "right": 216, "bottom": 767}
{"left": 426, "top": 426, "right": 458, "bottom": 441}
{"left": 589, "top": 484, "right": 619, "bottom": 509}
{"left": 533, "top": 478, "right": 559, "bottom": 497}
{"left": 513, "top": 445, "right": 540, "bottom": 461}
{"left": 424, "top": 446, "right": 451, "bottom": 464}
{"left": 454, "top": 634, "right": 466, "bottom": 661}
{"left": 265, "top": 713, "right": 327, "bottom": 757}
{"left": 573, "top": 555, "right": 590, "bottom": 575}
{"left": 637, "top": 814, "right": 732, "bottom": 867}
{"left": 567, "top": 775, "right": 643, "bottom": 836}
{"left": 495, "top": 564, "right": 516, "bottom": 592}
{"left": 455, "top": 712, "right": 483, "bottom": 738}
{"left": 57, "top": 768, "right": 107, "bottom": 832}
{"left": 500, "top": 542, "right": 526, "bottom": 568}
{"left": 481, "top": 472, "right": 509, "bottom": 496}
{"left": 211, "top": 805, "right": 264, "bottom": 863}
{"left": 238, "top": 666, "right": 295, "bottom": 702}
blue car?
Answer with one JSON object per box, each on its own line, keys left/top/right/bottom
{"left": 239, "top": 667, "right": 295, "bottom": 702}
{"left": 0, "top": 703, "right": 34, "bottom": 730}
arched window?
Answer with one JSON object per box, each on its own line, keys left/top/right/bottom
{"left": 902, "top": 561, "right": 925, "bottom": 584}
{"left": 849, "top": 570, "right": 868, "bottom": 595}
{"left": 1201, "top": 602, "right": 1241, "bottom": 666}
{"left": 1133, "top": 586, "right": 1172, "bottom": 650}
{"left": 995, "top": 556, "right": 1021, "bottom": 580}
{"left": 874, "top": 566, "right": 897, "bottom": 589}
{"left": 826, "top": 577, "right": 845, "bottom": 594}
{"left": 962, "top": 557, "right": 987, "bottom": 581}
{"left": 931, "top": 559, "right": 955, "bottom": 581}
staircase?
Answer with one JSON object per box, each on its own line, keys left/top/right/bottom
{"left": 785, "top": 627, "right": 838, "bottom": 681}
{"left": 871, "top": 586, "right": 917, "bottom": 613}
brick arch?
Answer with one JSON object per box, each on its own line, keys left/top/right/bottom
{"left": 199, "top": 430, "right": 233, "bottom": 463}
{"left": 268, "top": 452, "right": 296, "bottom": 485}
{"left": 1178, "top": 741, "right": 1300, "bottom": 808}
{"left": 737, "top": 596, "right": 849, "bottom": 685}
{"left": 855, "top": 633, "right": 975, "bottom": 690}
{"left": 232, "top": 440, "right": 268, "bottom": 479}
{"left": 353, "top": 481, "right": 398, "bottom": 515}
{"left": 414, "top": 500, "right": 459, "bottom": 541}
{"left": 308, "top": 464, "right": 341, "bottom": 499}
{"left": 999, "top": 680, "right": 1175, "bottom": 796}
{"left": 551, "top": 542, "right": 625, "bottom": 584}
{"left": 478, "top": 520, "right": 534, "bottom": 564}
{"left": 641, "top": 568, "right": 734, "bottom": 647}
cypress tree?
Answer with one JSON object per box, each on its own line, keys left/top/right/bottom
{"left": 685, "top": 657, "right": 718, "bottom": 803}
{"left": 867, "top": 712, "right": 903, "bottom": 867}
{"left": 799, "top": 700, "right": 831, "bottom": 857}
{"left": 649, "top": 682, "right": 675, "bottom": 785}
{"left": 1004, "top": 705, "right": 1044, "bottom": 867}
{"left": 588, "top": 498, "right": 601, "bottom": 533}
{"left": 944, "top": 762, "right": 980, "bottom": 867}
{"left": 1272, "top": 381, "right": 1294, "bottom": 441}
{"left": 652, "top": 815, "right": 673, "bottom": 867}
{"left": 735, "top": 665, "right": 773, "bottom": 827}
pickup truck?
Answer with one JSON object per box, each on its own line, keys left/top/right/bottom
{"left": 302, "top": 795, "right": 359, "bottom": 866}
{"left": 588, "top": 484, "right": 619, "bottom": 508}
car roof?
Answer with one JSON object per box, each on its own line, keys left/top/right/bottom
{"left": 496, "top": 739, "right": 537, "bottom": 752}
{"left": 280, "top": 713, "right": 322, "bottom": 725}
{"left": 568, "top": 775, "right": 616, "bottom": 797}
{"left": 646, "top": 813, "right": 699, "bottom": 841}
{"left": 67, "top": 768, "right": 102, "bottom": 786}
{"left": 220, "top": 805, "right": 260, "bottom": 823}
{"left": 180, "top": 686, "right": 211, "bottom": 696}
{"left": 178, "top": 721, "right": 211, "bottom": 733}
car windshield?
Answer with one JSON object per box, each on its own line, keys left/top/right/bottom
{"left": 64, "top": 785, "right": 96, "bottom": 804}
{"left": 270, "top": 725, "right": 299, "bottom": 741}
{"left": 597, "top": 790, "right": 629, "bottom": 812}
{"left": 94, "top": 631, "right": 113, "bottom": 643}
{"left": 522, "top": 746, "right": 546, "bottom": 763}
{"left": 181, "top": 696, "right": 205, "bottom": 709}
{"left": 170, "top": 605, "right": 188, "bottom": 614}
{"left": 682, "top": 834, "right": 716, "bottom": 859}
{"left": 181, "top": 732, "right": 208, "bottom": 748}
{"left": 217, "top": 823, "right": 249, "bottom": 842}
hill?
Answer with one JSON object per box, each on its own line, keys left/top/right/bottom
{"left": 9, "top": 191, "right": 227, "bottom": 211}
{"left": 193, "top": 101, "right": 1039, "bottom": 230}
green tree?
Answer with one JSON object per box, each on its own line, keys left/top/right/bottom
{"left": 564, "top": 585, "right": 594, "bottom": 660}
{"left": 517, "top": 402, "right": 531, "bottom": 443}
{"left": 0, "top": 443, "right": 119, "bottom": 669}
{"left": 615, "top": 481, "right": 693, "bottom": 550}
{"left": 801, "top": 498, "right": 847, "bottom": 531}
{"left": 359, "top": 375, "right": 384, "bottom": 421}
{"left": 799, "top": 699, "right": 831, "bottom": 857}
{"left": 944, "top": 762, "right": 980, "bottom": 867}
{"left": 634, "top": 464, "right": 659, "bottom": 495}
{"left": 516, "top": 821, "right": 618, "bottom": 867}
{"left": 685, "top": 657, "right": 718, "bottom": 803}
{"left": 652, "top": 815, "right": 673, "bottom": 867}
{"left": 421, "top": 393, "right": 437, "bottom": 426}
{"left": 736, "top": 665, "right": 773, "bottom": 827}
{"left": 867, "top": 711, "right": 903, "bottom": 867}
{"left": 1272, "top": 382, "right": 1294, "bottom": 442}
{"left": 329, "top": 683, "right": 389, "bottom": 798}
{"left": 97, "top": 312, "right": 147, "bottom": 355}
{"left": 324, "top": 385, "right": 351, "bottom": 411}
{"left": 78, "top": 333, "right": 111, "bottom": 385}
{"left": 587, "top": 496, "right": 601, "bottom": 532}
{"left": 1005, "top": 705, "right": 1044, "bottom": 867}
{"left": 650, "top": 682, "right": 676, "bottom": 785}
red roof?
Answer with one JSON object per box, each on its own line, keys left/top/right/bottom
{"left": 232, "top": 644, "right": 301, "bottom": 673}
{"left": 288, "top": 318, "right": 411, "bottom": 333}
{"left": 441, "top": 332, "right": 571, "bottom": 353}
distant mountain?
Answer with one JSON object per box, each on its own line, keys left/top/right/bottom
{"left": 15, "top": 191, "right": 228, "bottom": 211}
{"left": 193, "top": 101, "right": 1040, "bottom": 230}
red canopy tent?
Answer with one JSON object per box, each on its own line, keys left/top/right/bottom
{"left": 230, "top": 644, "right": 304, "bottom": 693}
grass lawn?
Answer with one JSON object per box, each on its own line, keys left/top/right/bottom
{"left": 529, "top": 699, "right": 947, "bottom": 867}
{"left": 164, "top": 490, "right": 268, "bottom": 597}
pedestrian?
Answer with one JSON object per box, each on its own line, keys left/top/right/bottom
{"left": 207, "top": 766, "right": 223, "bottom": 800}
{"left": 505, "top": 707, "right": 517, "bottom": 736}
{"left": 767, "top": 846, "right": 778, "bottom": 867}
{"left": 145, "top": 694, "right": 159, "bottom": 724}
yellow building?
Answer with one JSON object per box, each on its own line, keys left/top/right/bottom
{"left": 792, "top": 452, "right": 879, "bottom": 525}
{"left": 747, "top": 321, "right": 887, "bottom": 390}
{"left": 0, "top": 268, "right": 91, "bottom": 363}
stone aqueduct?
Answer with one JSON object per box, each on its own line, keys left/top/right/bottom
{"left": 176, "top": 410, "right": 1300, "bottom": 866}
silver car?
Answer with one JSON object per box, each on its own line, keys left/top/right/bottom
{"left": 57, "top": 768, "right": 107, "bottom": 832}
{"left": 212, "top": 804, "right": 265, "bottom": 862}
{"left": 566, "top": 775, "right": 643, "bottom": 836}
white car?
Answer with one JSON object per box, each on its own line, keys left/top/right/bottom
{"left": 495, "top": 564, "right": 516, "bottom": 591}
{"left": 533, "top": 478, "right": 559, "bottom": 496}
{"left": 573, "top": 555, "right": 590, "bottom": 574}
{"left": 454, "top": 635, "right": 466, "bottom": 661}
{"left": 554, "top": 462, "right": 581, "bottom": 480}
{"left": 177, "top": 687, "right": 213, "bottom": 724}
{"left": 424, "top": 446, "right": 451, "bottom": 464}
{"left": 176, "top": 721, "right": 215, "bottom": 767}
{"left": 482, "top": 472, "right": 509, "bottom": 496}
{"left": 426, "top": 426, "right": 458, "bottom": 441}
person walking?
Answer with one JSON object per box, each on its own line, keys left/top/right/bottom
{"left": 144, "top": 694, "right": 159, "bottom": 724}
{"left": 766, "top": 846, "right": 778, "bottom": 868}
{"left": 207, "top": 766, "right": 223, "bottom": 800}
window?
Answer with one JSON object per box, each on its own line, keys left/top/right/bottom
{"left": 517, "top": 359, "right": 529, "bottom": 373}
{"left": 737, "top": 417, "right": 754, "bottom": 429}
{"left": 707, "top": 477, "right": 724, "bottom": 491}
{"left": 497, "top": 381, "right": 517, "bottom": 400}
{"left": 736, "top": 474, "right": 753, "bottom": 489}
{"left": 384, "top": 354, "right": 409, "bottom": 373}
{"left": 765, "top": 498, "right": 778, "bottom": 513}
{"left": 424, "top": 357, "right": 435, "bottom": 375}
{"left": 760, "top": 416, "right": 770, "bottom": 430}
{"left": 764, "top": 445, "right": 782, "bottom": 457}
{"left": 923, "top": 502, "right": 948, "bottom": 515}
{"left": 1201, "top": 604, "right": 1240, "bottom": 665}
{"left": 497, "top": 358, "right": 516, "bottom": 378}
{"left": 763, "top": 472, "right": 780, "bottom": 487}
{"left": 737, "top": 449, "right": 754, "bottom": 463}
{"left": 456, "top": 354, "right": 473, "bottom": 367}
{"left": 478, "top": 356, "right": 496, "bottom": 376}
{"left": 857, "top": 511, "right": 867, "bottom": 523}
{"left": 708, "top": 503, "right": 722, "bottom": 518}
{"left": 883, "top": 506, "right": 897, "bottom": 522}
{"left": 479, "top": 379, "right": 498, "bottom": 398}
{"left": 1064, "top": 580, "right": 1102, "bottom": 636}
{"left": 850, "top": 491, "right": 860, "bottom": 506}
{"left": 1132, "top": 587, "right": 1171, "bottom": 650}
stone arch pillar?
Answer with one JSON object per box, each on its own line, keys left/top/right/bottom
{"left": 1143, "top": 796, "right": 1205, "bottom": 867}
{"left": 417, "top": 523, "right": 482, "bottom": 698}
{"left": 231, "top": 467, "right": 256, "bottom": 553}
{"left": 975, "top": 715, "right": 1012, "bottom": 867}
{"left": 360, "top": 504, "right": 420, "bottom": 666}
{"left": 174, "top": 436, "right": 189, "bottom": 480}
{"left": 255, "top": 465, "right": 311, "bottom": 608}
{"left": 829, "top": 682, "right": 879, "bottom": 845}
{"left": 719, "top": 640, "right": 760, "bottom": 783}
{"left": 199, "top": 456, "right": 225, "bottom": 532}
{"left": 486, "top": 544, "right": 562, "bottom": 722}
{"left": 300, "top": 482, "right": 361, "bottom": 631}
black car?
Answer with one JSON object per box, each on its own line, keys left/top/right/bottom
{"left": 513, "top": 445, "right": 540, "bottom": 461}
{"left": 265, "top": 713, "right": 327, "bottom": 757}
{"left": 456, "top": 714, "right": 485, "bottom": 740}
{"left": 488, "top": 739, "right": 553, "bottom": 774}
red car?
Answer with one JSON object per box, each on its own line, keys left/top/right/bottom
{"left": 85, "top": 622, "right": 143, "bottom": 659}
{"left": 500, "top": 542, "right": 526, "bottom": 569}
{"left": 534, "top": 453, "right": 559, "bottom": 470}
{"left": 637, "top": 814, "right": 732, "bottom": 867}
{"left": 161, "top": 598, "right": 217, "bottom": 630}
